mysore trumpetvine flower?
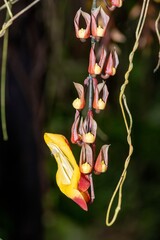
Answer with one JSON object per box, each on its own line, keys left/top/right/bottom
{"left": 44, "top": 133, "right": 90, "bottom": 210}
{"left": 91, "top": 6, "right": 110, "bottom": 40}
{"left": 88, "top": 46, "right": 107, "bottom": 76}
{"left": 71, "top": 110, "right": 84, "bottom": 145}
{"left": 94, "top": 144, "right": 110, "bottom": 174}
{"left": 82, "top": 111, "right": 97, "bottom": 144}
{"left": 72, "top": 82, "right": 85, "bottom": 110}
{"left": 101, "top": 49, "right": 119, "bottom": 79}
{"left": 79, "top": 144, "right": 93, "bottom": 174}
{"left": 74, "top": 8, "right": 91, "bottom": 41}
{"left": 93, "top": 81, "right": 109, "bottom": 110}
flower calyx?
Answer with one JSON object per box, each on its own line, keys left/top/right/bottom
{"left": 91, "top": 6, "right": 110, "bottom": 41}
{"left": 72, "top": 82, "right": 85, "bottom": 110}
{"left": 101, "top": 48, "right": 119, "bottom": 79}
{"left": 82, "top": 111, "right": 97, "bottom": 144}
{"left": 79, "top": 144, "right": 93, "bottom": 174}
{"left": 88, "top": 46, "right": 107, "bottom": 77}
{"left": 94, "top": 144, "right": 110, "bottom": 174}
{"left": 93, "top": 81, "right": 109, "bottom": 111}
{"left": 74, "top": 8, "right": 91, "bottom": 42}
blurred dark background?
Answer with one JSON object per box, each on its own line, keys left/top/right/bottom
{"left": 0, "top": 0, "right": 160, "bottom": 239}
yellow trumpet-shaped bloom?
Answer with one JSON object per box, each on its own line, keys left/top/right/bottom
{"left": 44, "top": 133, "right": 90, "bottom": 211}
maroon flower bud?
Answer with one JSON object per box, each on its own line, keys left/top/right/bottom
{"left": 79, "top": 144, "right": 93, "bottom": 174}
{"left": 93, "top": 82, "right": 109, "bottom": 111}
{"left": 94, "top": 145, "right": 110, "bottom": 174}
{"left": 72, "top": 82, "right": 85, "bottom": 110}
{"left": 74, "top": 8, "right": 91, "bottom": 42}
{"left": 104, "top": 0, "right": 123, "bottom": 11}
{"left": 91, "top": 6, "right": 110, "bottom": 40}
{"left": 82, "top": 111, "right": 97, "bottom": 144}
{"left": 101, "top": 48, "right": 119, "bottom": 79}
{"left": 88, "top": 46, "right": 107, "bottom": 77}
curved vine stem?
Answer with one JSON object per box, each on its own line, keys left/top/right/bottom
{"left": 106, "top": 0, "right": 150, "bottom": 226}
{"left": 153, "top": 11, "right": 160, "bottom": 73}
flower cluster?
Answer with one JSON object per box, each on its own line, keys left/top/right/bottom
{"left": 71, "top": 4, "right": 119, "bottom": 208}
{"left": 44, "top": 1, "right": 122, "bottom": 211}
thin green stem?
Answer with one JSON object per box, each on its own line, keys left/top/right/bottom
{"left": 4, "top": 0, "right": 13, "bottom": 18}
{"left": 0, "top": 0, "right": 19, "bottom": 11}
{"left": 88, "top": 0, "right": 97, "bottom": 111}
{"left": 1, "top": 27, "right": 9, "bottom": 140}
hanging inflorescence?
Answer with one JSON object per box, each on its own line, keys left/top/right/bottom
{"left": 44, "top": 0, "right": 123, "bottom": 212}
{"left": 70, "top": 0, "right": 121, "bottom": 202}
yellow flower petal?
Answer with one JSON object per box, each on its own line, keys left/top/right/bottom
{"left": 44, "top": 133, "right": 89, "bottom": 210}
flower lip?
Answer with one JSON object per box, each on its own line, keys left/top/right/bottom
{"left": 44, "top": 133, "right": 90, "bottom": 211}
{"left": 44, "top": 133, "right": 74, "bottom": 185}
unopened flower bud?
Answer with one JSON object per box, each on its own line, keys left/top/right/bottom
{"left": 91, "top": 6, "right": 109, "bottom": 39}
{"left": 72, "top": 82, "right": 85, "bottom": 110}
{"left": 94, "top": 145, "right": 110, "bottom": 174}
{"left": 101, "top": 49, "right": 119, "bottom": 79}
{"left": 74, "top": 8, "right": 91, "bottom": 41}
{"left": 88, "top": 47, "right": 106, "bottom": 76}
{"left": 79, "top": 144, "right": 93, "bottom": 174}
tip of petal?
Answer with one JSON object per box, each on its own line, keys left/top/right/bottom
{"left": 73, "top": 196, "right": 88, "bottom": 211}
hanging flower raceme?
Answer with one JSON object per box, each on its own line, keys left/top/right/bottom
{"left": 74, "top": 8, "right": 91, "bottom": 42}
{"left": 104, "top": 0, "right": 123, "bottom": 11}
{"left": 101, "top": 48, "right": 119, "bottom": 79}
{"left": 91, "top": 6, "right": 110, "bottom": 40}
{"left": 82, "top": 111, "right": 97, "bottom": 144}
{"left": 93, "top": 81, "right": 109, "bottom": 111}
{"left": 94, "top": 144, "right": 110, "bottom": 174}
{"left": 88, "top": 46, "right": 107, "bottom": 77}
{"left": 44, "top": 133, "right": 90, "bottom": 211}
{"left": 72, "top": 82, "right": 85, "bottom": 110}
